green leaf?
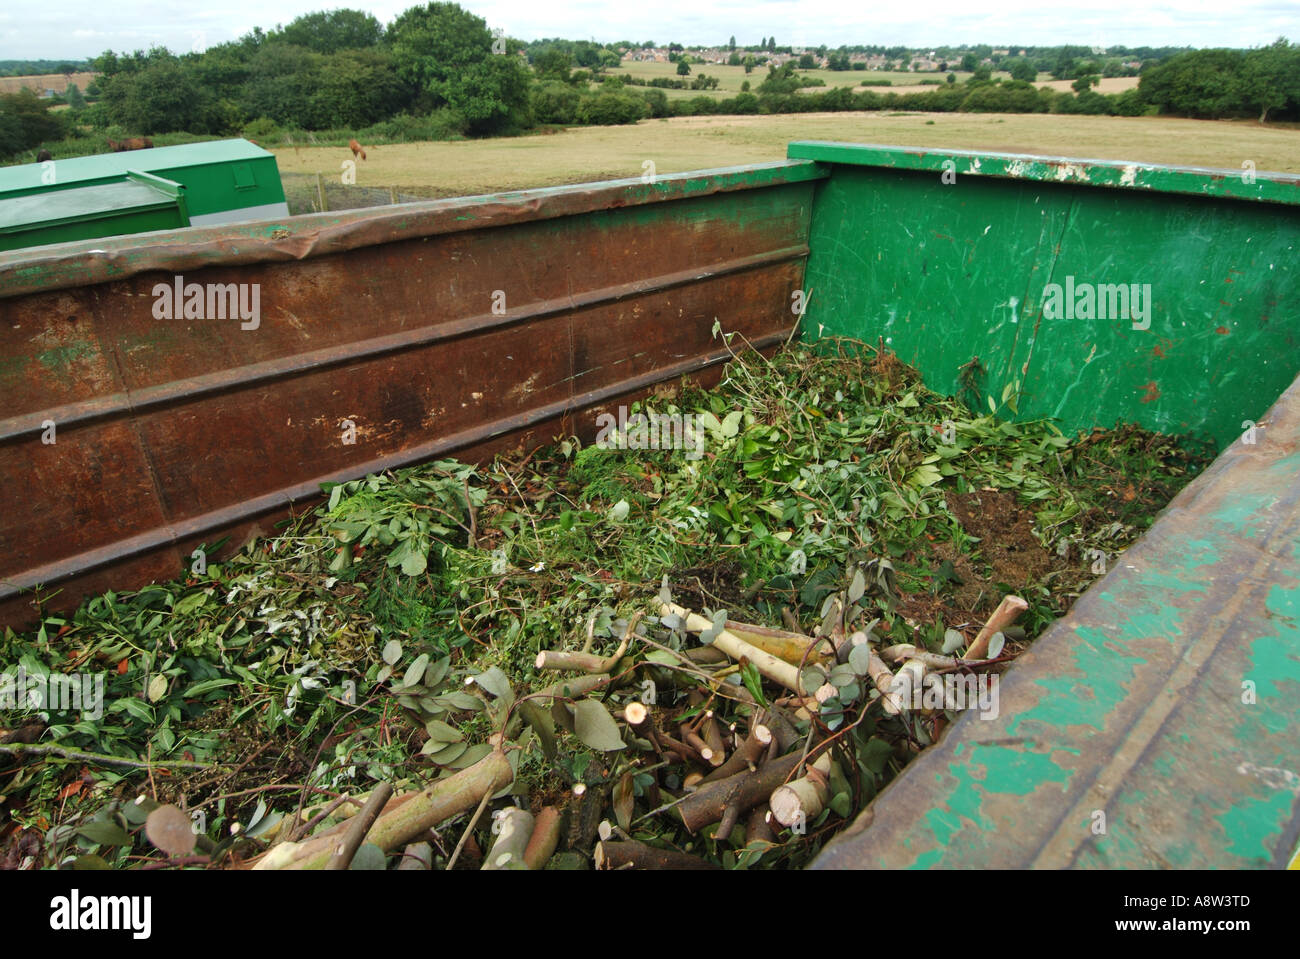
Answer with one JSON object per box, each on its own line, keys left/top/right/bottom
{"left": 942, "top": 629, "right": 965, "bottom": 654}
{"left": 474, "top": 667, "right": 512, "bottom": 702}
{"left": 848, "top": 642, "right": 873, "bottom": 677}
{"left": 570, "top": 699, "right": 625, "bottom": 751}
{"left": 349, "top": 843, "right": 388, "bottom": 870}
{"left": 518, "top": 701, "right": 556, "bottom": 760}
{"left": 382, "top": 640, "right": 402, "bottom": 665}
{"left": 182, "top": 677, "right": 236, "bottom": 698}
{"left": 146, "top": 674, "right": 169, "bottom": 703}
{"left": 740, "top": 660, "right": 768, "bottom": 708}
{"left": 445, "top": 742, "right": 492, "bottom": 770}
{"left": 986, "top": 631, "right": 1006, "bottom": 659}
{"left": 77, "top": 820, "right": 133, "bottom": 847}
{"left": 400, "top": 547, "right": 428, "bottom": 576}
{"left": 423, "top": 719, "right": 464, "bottom": 744}
{"left": 404, "top": 653, "right": 430, "bottom": 689}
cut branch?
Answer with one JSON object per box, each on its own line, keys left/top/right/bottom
{"left": 253, "top": 747, "right": 513, "bottom": 870}
{"left": 964, "top": 595, "right": 1028, "bottom": 660}
{"left": 523, "top": 806, "right": 563, "bottom": 870}
{"left": 676, "top": 751, "right": 802, "bottom": 833}
{"left": 483, "top": 807, "right": 535, "bottom": 870}
{"left": 660, "top": 602, "right": 801, "bottom": 692}
{"left": 324, "top": 782, "right": 392, "bottom": 871}
{"left": 594, "top": 839, "right": 719, "bottom": 870}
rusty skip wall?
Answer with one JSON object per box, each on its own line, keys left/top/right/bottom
{"left": 0, "top": 160, "right": 825, "bottom": 626}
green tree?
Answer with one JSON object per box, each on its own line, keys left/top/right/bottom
{"left": 728, "top": 52, "right": 742, "bottom": 66}
{"left": 274, "top": 9, "right": 383, "bottom": 52}
{"left": 1242, "top": 38, "right": 1300, "bottom": 122}
{"left": 1006, "top": 58, "right": 1037, "bottom": 83}
{"left": 729, "top": 36, "right": 736, "bottom": 51}
{"left": 677, "top": 59, "right": 691, "bottom": 76}
{"left": 959, "top": 53, "right": 977, "bottom": 72}
{"left": 798, "top": 53, "right": 815, "bottom": 69}
{"left": 388, "top": 2, "right": 532, "bottom": 134}
{"left": 1072, "top": 74, "right": 1099, "bottom": 92}
{"left": 98, "top": 50, "right": 214, "bottom": 133}
{"left": 743, "top": 56, "right": 755, "bottom": 74}
{"left": 533, "top": 50, "right": 573, "bottom": 83}
{"left": 1138, "top": 48, "right": 1248, "bottom": 118}
{"left": 0, "top": 89, "right": 66, "bottom": 157}
{"left": 64, "top": 82, "right": 86, "bottom": 109}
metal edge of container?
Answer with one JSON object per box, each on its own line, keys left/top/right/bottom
{"left": 0, "top": 159, "right": 828, "bottom": 299}
{"left": 787, "top": 140, "right": 1300, "bottom": 206}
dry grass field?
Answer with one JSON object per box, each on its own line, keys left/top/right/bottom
{"left": 272, "top": 110, "right": 1300, "bottom": 201}
{"left": 605, "top": 60, "right": 1140, "bottom": 98}
{"left": 0, "top": 72, "right": 97, "bottom": 94}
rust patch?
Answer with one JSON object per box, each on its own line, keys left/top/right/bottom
{"left": 1139, "top": 381, "right": 1161, "bottom": 404}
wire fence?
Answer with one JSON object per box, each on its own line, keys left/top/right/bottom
{"left": 280, "top": 172, "right": 438, "bottom": 215}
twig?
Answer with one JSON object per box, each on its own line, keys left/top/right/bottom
{"left": 0, "top": 744, "right": 226, "bottom": 770}
{"left": 284, "top": 792, "right": 352, "bottom": 844}
{"left": 324, "top": 782, "right": 393, "bottom": 871}
{"left": 445, "top": 784, "right": 493, "bottom": 871}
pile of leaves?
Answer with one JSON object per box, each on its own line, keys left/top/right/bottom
{"left": 0, "top": 337, "right": 1210, "bottom": 870}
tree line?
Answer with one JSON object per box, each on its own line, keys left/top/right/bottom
{"left": 1, "top": 4, "right": 1297, "bottom": 160}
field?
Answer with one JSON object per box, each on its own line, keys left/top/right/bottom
{"left": 607, "top": 60, "right": 1139, "bottom": 99}
{"left": 272, "top": 111, "right": 1300, "bottom": 205}
{"left": 0, "top": 71, "right": 96, "bottom": 94}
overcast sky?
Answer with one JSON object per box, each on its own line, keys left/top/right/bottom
{"left": 4, "top": 1, "right": 1297, "bottom": 60}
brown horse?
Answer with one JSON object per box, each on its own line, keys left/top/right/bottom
{"left": 348, "top": 138, "right": 367, "bottom": 161}
{"left": 107, "top": 137, "right": 154, "bottom": 152}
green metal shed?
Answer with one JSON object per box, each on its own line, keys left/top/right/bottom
{"left": 0, "top": 139, "right": 287, "bottom": 228}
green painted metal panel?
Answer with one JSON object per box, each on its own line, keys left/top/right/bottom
{"left": 0, "top": 139, "right": 286, "bottom": 219}
{"left": 0, "top": 176, "right": 188, "bottom": 252}
{"left": 792, "top": 142, "right": 1300, "bottom": 451}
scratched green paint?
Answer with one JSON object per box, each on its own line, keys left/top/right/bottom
{"left": 1216, "top": 791, "right": 1295, "bottom": 865}
{"left": 792, "top": 142, "right": 1300, "bottom": 451}
{"left": 1003, "top": 626, "right": 1147, "bottom": 737}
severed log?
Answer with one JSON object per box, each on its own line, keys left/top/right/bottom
{"left": 523, "top": 806, "right": 563, "bottom": 870}
{"left": 879, "top": 644, "right": 962, "bottom": 669}
{"left": 680, "top": 726, "right": 721, "bottom": 767}
{"left": 483, "top": 807, "right": 535, "bottom": 870}
{"left": 676, "top": 752, "right": 802, "bottom": 833}
{"left": 769, "top": 753, "right": 832, "bottom": 829}
{"left": 660, "top": 602, "right": 801, "bottom": 692}
{"left": 701, "top": 721, "right": 772, "bottom": 784}
{"left": 964, "top": 595, "right": 1028, "bottom": 661}
{"left": 746, "top": 804, "right": 776, "bottom": 844}
{"left": 854, "top": 634, "right": 904, "bottom": 715}
{"left": 594, "top": 840, "right": 719, "bottom": 870}
{"left": 722, "top": 620, "right": 833, "bottom": 667}
{"left": 324, "top": 782, "right": 393, "bottom": 870}
{"left": 536, "top": 634, "right": 630, "bottom": 674}
{"left": 254, "top": 747, "right": 513, "bottom": 870}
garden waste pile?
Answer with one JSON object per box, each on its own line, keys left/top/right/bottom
{"left": 0, "top": 338, "right": 1209, "bottom": 870}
